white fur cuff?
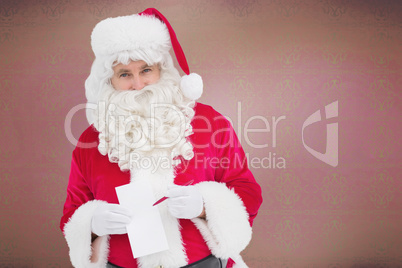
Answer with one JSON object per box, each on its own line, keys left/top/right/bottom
{"left": 63, "top": 200, "right": 110, "bottom": 268}
{"left": 192, "top": 181, "right": 252, "bottom": 260}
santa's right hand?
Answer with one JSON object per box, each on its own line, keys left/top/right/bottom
{"left": 91, "top": 203, "right": 133, "bottom": 237}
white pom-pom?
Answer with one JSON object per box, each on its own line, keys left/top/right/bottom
{"left": 180, "top": 73, "right": 203, "bottom": 100}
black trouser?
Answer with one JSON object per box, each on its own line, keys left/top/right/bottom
{"left": 181, "top": 255, "right": 226, "bottom": 268}
{"left": 107, "top": 254, "right": 226, "bottom": 268}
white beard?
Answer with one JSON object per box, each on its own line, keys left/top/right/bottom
{"left": 92, "top": 69, "right": 196, "bottom": 267}
{"left": 92, "top": 69, "right": 195, "bottom": 173}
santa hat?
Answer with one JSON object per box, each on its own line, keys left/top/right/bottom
{"left": 89, "top": 8, "right": 203, "bottom": 101}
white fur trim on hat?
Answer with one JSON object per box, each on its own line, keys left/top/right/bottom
{"left": 91, "top": 14, "right": 170, "bottom": 58}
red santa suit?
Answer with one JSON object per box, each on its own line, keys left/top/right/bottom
{"left": 60, "top": 102, "right": 262, "bottom": 268}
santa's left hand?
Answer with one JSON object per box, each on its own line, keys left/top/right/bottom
{"left": 166, "top": 185, "right": 204, "bottom": 219}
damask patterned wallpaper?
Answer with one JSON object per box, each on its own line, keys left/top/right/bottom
{"left": 0, "top": 0, "right": 401, "bottom": 267}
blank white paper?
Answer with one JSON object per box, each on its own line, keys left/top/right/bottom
{"left": 115, "top": 179, "right": 169, "bottom": 258}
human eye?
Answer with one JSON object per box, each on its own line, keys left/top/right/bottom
{"left": 119, "top": 73, "right": 130, "bottom": 78}
{"left": 142, "top": 68, "right": 152, "bottom": 74}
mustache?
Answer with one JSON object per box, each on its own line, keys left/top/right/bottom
{"left": 102, "top": 78, "right": 180, "bottom": 116}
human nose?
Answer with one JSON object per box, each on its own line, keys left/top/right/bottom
{"left": 130, "top": 76, "right": 146, "bottom": 90}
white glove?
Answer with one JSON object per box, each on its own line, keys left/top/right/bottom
{"left": 91, "top": 203, "right": 132, "bottom": 237}
{"left": 166, "top": 185, "right": 204, "bottom": 219}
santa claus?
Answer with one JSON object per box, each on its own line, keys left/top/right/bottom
{"left": 60, "top": 8, "right": 262, "bottom": 268}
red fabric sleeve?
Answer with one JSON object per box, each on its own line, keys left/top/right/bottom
{"left": 60, "top": 131, "right": 95, "bottom": 233}
{"left": 212, "top": 113, "right": 263, "bottom": 226}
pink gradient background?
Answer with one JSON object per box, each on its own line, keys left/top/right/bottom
{"left": 0, "top": 1, "right": 401, "bottom": 267}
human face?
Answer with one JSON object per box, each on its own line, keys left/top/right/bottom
{"left": 110, "top": 60, "right": 160, "bottom": 91}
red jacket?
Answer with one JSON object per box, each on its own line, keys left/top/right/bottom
{"left": 61, "top": 102, "right": 262, "bottom": 268}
